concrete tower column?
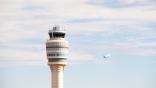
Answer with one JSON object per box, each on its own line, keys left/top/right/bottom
{"left": 50, "top": 64, "right": 65, "bottom": 88}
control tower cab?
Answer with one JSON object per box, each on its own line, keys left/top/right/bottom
{"left": 46, "top": 26, "right": 69, "bottom": 65}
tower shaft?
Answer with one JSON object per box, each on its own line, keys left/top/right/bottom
{"left": 50, "top": 64, "right": 65, "bottom": 88}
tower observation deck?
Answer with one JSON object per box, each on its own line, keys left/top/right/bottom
{"left": 46, "top": 26, "right": 69, "bottom": 88}
{"left": 46, "top": 26, "right": 69, "bottom": 65}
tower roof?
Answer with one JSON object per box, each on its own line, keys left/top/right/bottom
{"left": 48, "top": 26, "right": 66, "bottom": 39}
{"left": 49, "top": 26, "right": 65, "bottom": 33}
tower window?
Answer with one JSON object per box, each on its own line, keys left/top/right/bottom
{"left": 47, "top": 53, "right": 66, "bottom": 56}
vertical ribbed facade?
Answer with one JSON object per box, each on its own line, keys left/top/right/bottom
{"left": 50, "top": 65, "right": 65, "bottom": 88}
{"left": 46, "top": 26, "right": 69, "bottom": 88}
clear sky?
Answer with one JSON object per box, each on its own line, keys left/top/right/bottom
{"left": 0, "top": 0, "right": 156, "bottom": 88}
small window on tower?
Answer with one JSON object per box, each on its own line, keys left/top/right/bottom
{"left": 57, "top": 53, "right": 59, "bottom": 56}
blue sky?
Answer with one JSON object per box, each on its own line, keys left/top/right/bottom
{"left": 0, "top": 0, "right": 156, "bottom": 88}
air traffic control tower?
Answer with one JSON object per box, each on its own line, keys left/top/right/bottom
{"left": 46, "top": 26, "right": 69, "bottom": 88}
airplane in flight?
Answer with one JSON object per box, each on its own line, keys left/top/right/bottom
{"left": 103, "top": 54, "right": 111, "bottom": 58}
